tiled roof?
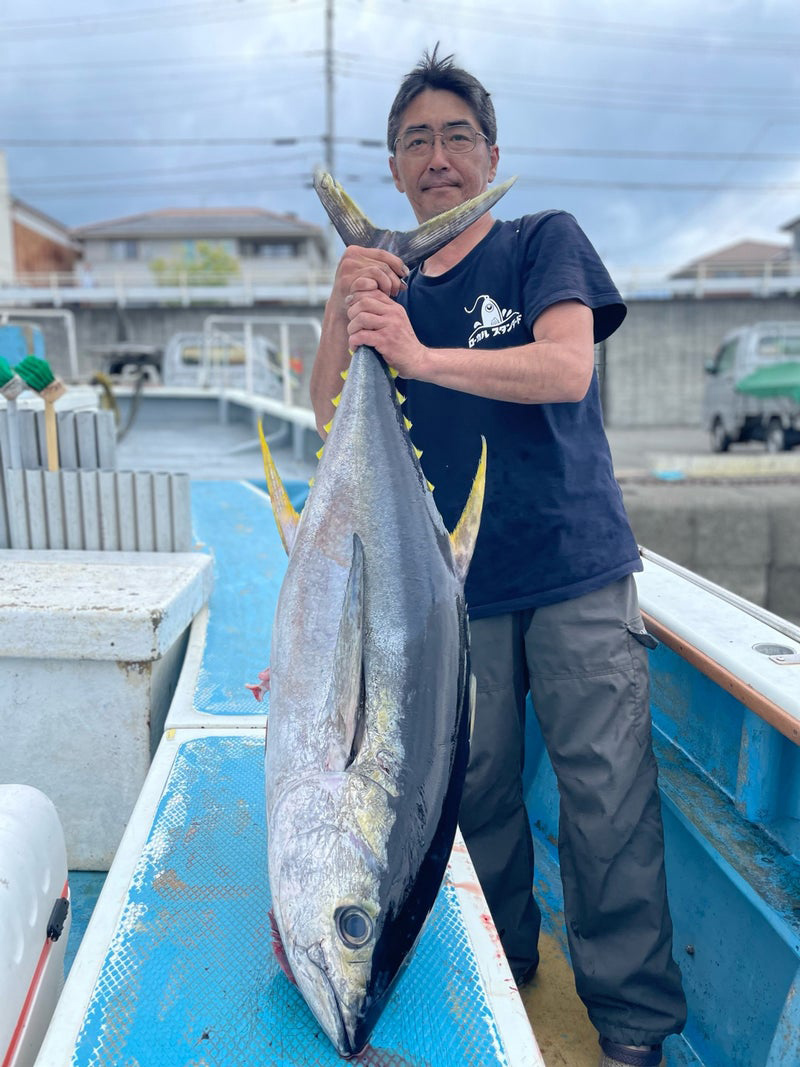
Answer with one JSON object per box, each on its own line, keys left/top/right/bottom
{"left": 670, "top": 239, "right": 792, "bottom": 278}
{"left": 72, "top": 207, "right": 324, "bottom": 241}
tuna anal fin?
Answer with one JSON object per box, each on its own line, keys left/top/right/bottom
{"left": 259, "top": 420, "right": 300, "bottom": 555}
{"left": 324, "top": 533, "right": 366, "bottom": 771}
{"left": 450, "top": 437, "right": 487, "bottom": 585}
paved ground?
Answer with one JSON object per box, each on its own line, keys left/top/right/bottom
{"left": 606, "top": 424, "right": 778, "bottom": 476}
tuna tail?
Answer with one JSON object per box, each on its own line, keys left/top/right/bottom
{"left": 313, "top": 171, "right": 517, "bottom": 267}
{"left": 449, "top": 436, "right": 487, "bottom": 585}
{"left": 258, "top": 420, "right": 300, "bottom": 555}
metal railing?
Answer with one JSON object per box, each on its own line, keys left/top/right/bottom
{"left": 3, "top": 260, "right": 800, "bottom": 307}
{"left": 0, "top": 267, "right": 336, "bottom": 308}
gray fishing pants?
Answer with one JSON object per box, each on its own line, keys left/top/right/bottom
{"left": 459, "top": 574, "right": 687, "bottom": 1046}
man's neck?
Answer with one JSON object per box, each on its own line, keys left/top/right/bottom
{"left": 420, "top": 212, "right": 495, "bottom": 278}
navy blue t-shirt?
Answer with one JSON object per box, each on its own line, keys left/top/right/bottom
{"left": 397, "top": 211, "right": 641, "bottom": 619}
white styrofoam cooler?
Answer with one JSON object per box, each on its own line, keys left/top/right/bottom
{"left": 0, "top": 784, "right": 71, "bottom": 1067}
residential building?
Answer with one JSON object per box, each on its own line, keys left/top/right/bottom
{"left": 669, "top": 238, "right": 795, "bottom": 283}
{"left": 0, "top": 151, "right": 80, "bottom": 284}
{"left": 72, "top": 207, "right": 329, "bottom": 286}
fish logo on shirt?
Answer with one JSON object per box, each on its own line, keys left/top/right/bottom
{"left": 464, "top": 294, "right": 522, "bottom": 348}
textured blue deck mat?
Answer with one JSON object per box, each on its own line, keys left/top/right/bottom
{"left": 72, "top": 735, "right": 511, "bottom": 1066}
{"left": 190, "top": 480, "right": 292, "bottom": 717}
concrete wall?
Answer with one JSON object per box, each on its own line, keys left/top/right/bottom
{"left": 622, "top": 481, "right": 800, "bottom": 625}
{"left": 604, "top": 295, "right": 800, "bottom": 427}
{"left": 20, "top": 296, "right": 800, "bottom": 429}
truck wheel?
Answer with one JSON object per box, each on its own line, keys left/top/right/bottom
{"left": 765, "top": 419, "right": 787, "bottom": 453}
{"left": 711, "top": 419, "right": 730, "bottom": 453}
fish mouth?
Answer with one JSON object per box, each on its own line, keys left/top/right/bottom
{"left": 305, "top": 942, "right": 368, "bottom": 1058}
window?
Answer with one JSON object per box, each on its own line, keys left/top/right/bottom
{"left": 110, "top": 240, "right": 139, "bottom": 261}
{"left": 239, "top": 239, "right": 297, "bottom": 259}
{"left": 714, "top": 340, "right": 738, "bottom": 374}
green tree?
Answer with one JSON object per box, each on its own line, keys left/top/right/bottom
{"left": 151, "top": 241, "right": 240, "bottom": 286}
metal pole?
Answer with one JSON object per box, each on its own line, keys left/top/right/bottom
{"left": 325, "top": 0, "right": 335, "bottom": 178}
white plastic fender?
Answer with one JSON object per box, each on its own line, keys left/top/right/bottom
{"left": 0, "top": 784, "right": 71, "bottom": 1067}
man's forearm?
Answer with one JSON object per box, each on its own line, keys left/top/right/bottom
{"left": 310, "top": 302, "right": 352, "bottom": 438}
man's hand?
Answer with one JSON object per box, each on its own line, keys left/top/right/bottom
{"left": 334, "top": 246, "right": 409, "bottom": 307}
{"left": 346, "top": 289, "right": 428, "bottom": 380}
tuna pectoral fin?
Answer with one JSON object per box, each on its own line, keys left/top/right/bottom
{"left": 258, "top": 420, "right": 300, "bottom": 555}
{"left": 325, "top": 533, "right": 366, "bottom": 771}
{"left": 450, "top": 437, "right": 487, "bottom": 585}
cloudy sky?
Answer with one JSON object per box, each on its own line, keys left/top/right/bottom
{"left": 2, "top": 0, "right": 799, "bottom": 281}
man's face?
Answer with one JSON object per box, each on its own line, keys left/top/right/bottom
{"left": 389, "top": 89, "right": 499, "bottom": 223}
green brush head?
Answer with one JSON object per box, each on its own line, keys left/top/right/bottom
{"left": 0, "top": 357, "right": 14, "bottom": 387}
{"left": 15, "top": 356, "right": 55, "bottom": 392}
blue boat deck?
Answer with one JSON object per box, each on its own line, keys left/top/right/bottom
{"left": 56, "top": 475, "right": 800, "bottom": 1067}
{"left": 49, "top": 478, "right": 541, "bottom": 1067}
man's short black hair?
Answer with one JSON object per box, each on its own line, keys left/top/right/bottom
{"left": 387, "top": 44, "right": 497, "bottom": 153}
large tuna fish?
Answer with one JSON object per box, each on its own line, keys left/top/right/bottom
{"left": 260, "top": 173, "right": 514, "bottom": 1057}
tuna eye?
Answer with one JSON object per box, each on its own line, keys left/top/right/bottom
{"left": 335, "top": 907, "right": 373, "bottom": 948}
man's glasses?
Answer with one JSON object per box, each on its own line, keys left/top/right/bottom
{"left": 394, "top": 124, "right": 490, "bottom": 157}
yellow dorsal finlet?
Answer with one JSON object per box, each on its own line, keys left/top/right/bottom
{"left": 388, "top": 366, "right": 399, "bottom": 379}
{"left": 331, "top": 393, "right": 341, "bottom": 407}
{"left": 395, "top": 389, "right": 406, "bottom": 405}
{"left": 449, "top": 436, "right": 487, "bottom": 586}
{"left": 316, "top": 445, "right": 324, "bottom": 460}
{"left": 258, "top": 420, "right": 300, "bottom": 557}
{"left": 403, "top": 416, "right": 412, "bottom": 431}
{"left": 323, "top": 418, "right": 334, "bottom": 434}
{"left": 340, "top": 369, "right": 349, "bottom": 380}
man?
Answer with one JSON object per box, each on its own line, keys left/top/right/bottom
{"left": 310, "top": 46, "right": 686, "bottom": 1067}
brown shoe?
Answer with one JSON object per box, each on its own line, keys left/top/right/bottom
{"left": 598, "top": 1037, "right": 663, "bottom": 1067}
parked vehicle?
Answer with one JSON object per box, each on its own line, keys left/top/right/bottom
{"left": 704, "top": 321, "right": 800, "bottom": 452}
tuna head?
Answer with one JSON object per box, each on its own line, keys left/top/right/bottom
{"left": 270, "top": 774, "right": 401, "bottom": 1058}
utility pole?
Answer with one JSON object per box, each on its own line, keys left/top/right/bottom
{"left": 323, "top": 0, "right": 338, "bottom": 261}
{"left": 324, "top": 0, "right": 335, "bottom": 178}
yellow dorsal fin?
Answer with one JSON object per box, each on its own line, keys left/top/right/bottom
{"left": 258, "top": 421, "right": 300, "bottom": 556}
{"left": 449, "top": 436, "right": 487, "bottom": 585}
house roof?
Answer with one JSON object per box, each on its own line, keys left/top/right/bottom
{"left": 12, "top": 197, "right": 81, "bottom": 251}
{"left": 72, "top": 207, "right": 325, "bottom": 243}
{"left": 670, "top": 239, "right": 792, "bottom": 278}
{"left": 781, "top": 215, "right": 800, "bottom": 233}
